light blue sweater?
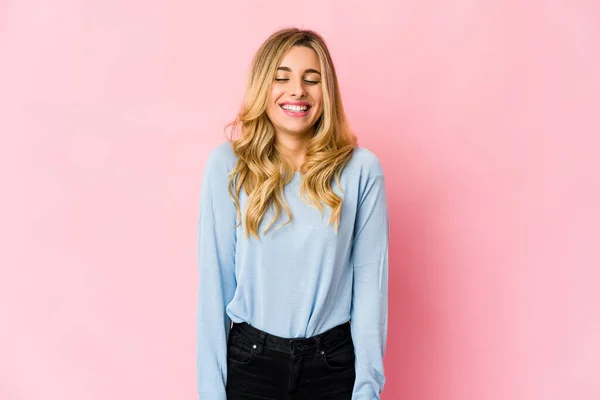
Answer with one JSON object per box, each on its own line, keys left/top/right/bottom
{"left": 196, "top": 141, "right": 389, "bottom": 399}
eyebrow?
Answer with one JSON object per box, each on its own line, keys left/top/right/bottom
{"left": 277, "top": 66, "right": 321, "bottom": 75}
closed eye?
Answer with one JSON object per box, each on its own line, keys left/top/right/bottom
{"left": 274, "top": 78, "right": 320, "bottom": 85}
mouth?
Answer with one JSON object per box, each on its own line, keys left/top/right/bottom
{"left": 279, "top": 103, "right": 311, "bottom": 116}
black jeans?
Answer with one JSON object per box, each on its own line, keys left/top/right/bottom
{"left": 226, "top": 320, "right": 356, "bottom": 399}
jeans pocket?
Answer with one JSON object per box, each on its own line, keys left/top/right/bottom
{"left": 320, "top": 335, "right": 355, "bottom": 371}
{"left": 227, "top": 336, "right": 254, "bottom": 365}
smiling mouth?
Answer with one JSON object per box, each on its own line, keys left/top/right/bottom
{"left": 280, "top": 104, "right": 311, "bottom": 113}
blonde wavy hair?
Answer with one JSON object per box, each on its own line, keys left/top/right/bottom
{"left": 225, "top": 27, "right": 357, "bottom": 240}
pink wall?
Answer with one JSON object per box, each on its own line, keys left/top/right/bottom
{"left": 1, "top": 0, "right": 599, "bottom": 399}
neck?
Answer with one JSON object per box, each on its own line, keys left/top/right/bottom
{"left": 274, "top": 131, "right": 312, "bottom": 171}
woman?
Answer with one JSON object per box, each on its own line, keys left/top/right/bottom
{"left": 196, "top": 27, "right": 389, "bottom": 399}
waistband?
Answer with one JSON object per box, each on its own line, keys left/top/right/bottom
{"left": 230, "top": 320, "right": 352, "bottom": 357}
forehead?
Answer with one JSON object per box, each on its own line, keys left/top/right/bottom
{"left": 277, "top": 46, "right": 320, "bottom": 70}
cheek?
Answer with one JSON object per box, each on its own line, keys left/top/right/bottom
{"left": 266, "top": 90, "right": 280, "bottom": 115}
{"left": 312, "top": 90, "right": 323, "bottom": 112}
{"left": 314, "top": 99, "right": 324, "bottom": 116}
{"left": 270, "top": 86, "right": 284, "bottom": 101}
{"left": 265, "top": 104, "right": 278, "bottom": 122}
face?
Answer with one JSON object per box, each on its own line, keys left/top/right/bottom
{"left": 265, "top": 45, "right": 324, "bottom": 138}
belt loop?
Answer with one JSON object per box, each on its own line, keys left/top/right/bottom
{"left": 314, "top": 335, "right": 322, "bottom": 355}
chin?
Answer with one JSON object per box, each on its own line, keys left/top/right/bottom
{"left": 284, "top": 127, "right": 315, "bottom": 136}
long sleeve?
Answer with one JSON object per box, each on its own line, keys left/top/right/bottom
{"left": 349, "top": 172, "right": 390, "bottom": 399}
{"left": 196, "top": 147, "right": 238, "bottom": 400}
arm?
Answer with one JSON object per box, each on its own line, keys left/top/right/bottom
{"left": 350, "top": 172, "right": 390, "bottom": 399}
{"left": 196, "top": 147, "right": 237, "bottom": 400}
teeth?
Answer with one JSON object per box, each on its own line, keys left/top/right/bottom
{"left": 281, "top": 104, "right": 308, "bottom": 112}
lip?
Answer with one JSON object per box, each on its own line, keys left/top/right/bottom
{"left": 279, "top": 101, "right": 311, "bottom": 117}
{"left": 279, "top": 101, "right": 311, "bottom": 107}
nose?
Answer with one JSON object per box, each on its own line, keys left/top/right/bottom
{"left": 290, "top": 78, "right": 306, "bottom": 98}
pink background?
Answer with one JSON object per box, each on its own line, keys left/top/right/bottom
{"left": 1, "top": 1, "right": 599, "bottom": 399}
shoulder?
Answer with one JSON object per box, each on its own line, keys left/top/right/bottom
{"left": 204, "top": 141, "right": 238, "bottom": 176}
{"left": 346, "top": 146, "right": 385, "bottom": 178}
{"left": 207, "top": 140, "right": 237, "bottom": 164}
